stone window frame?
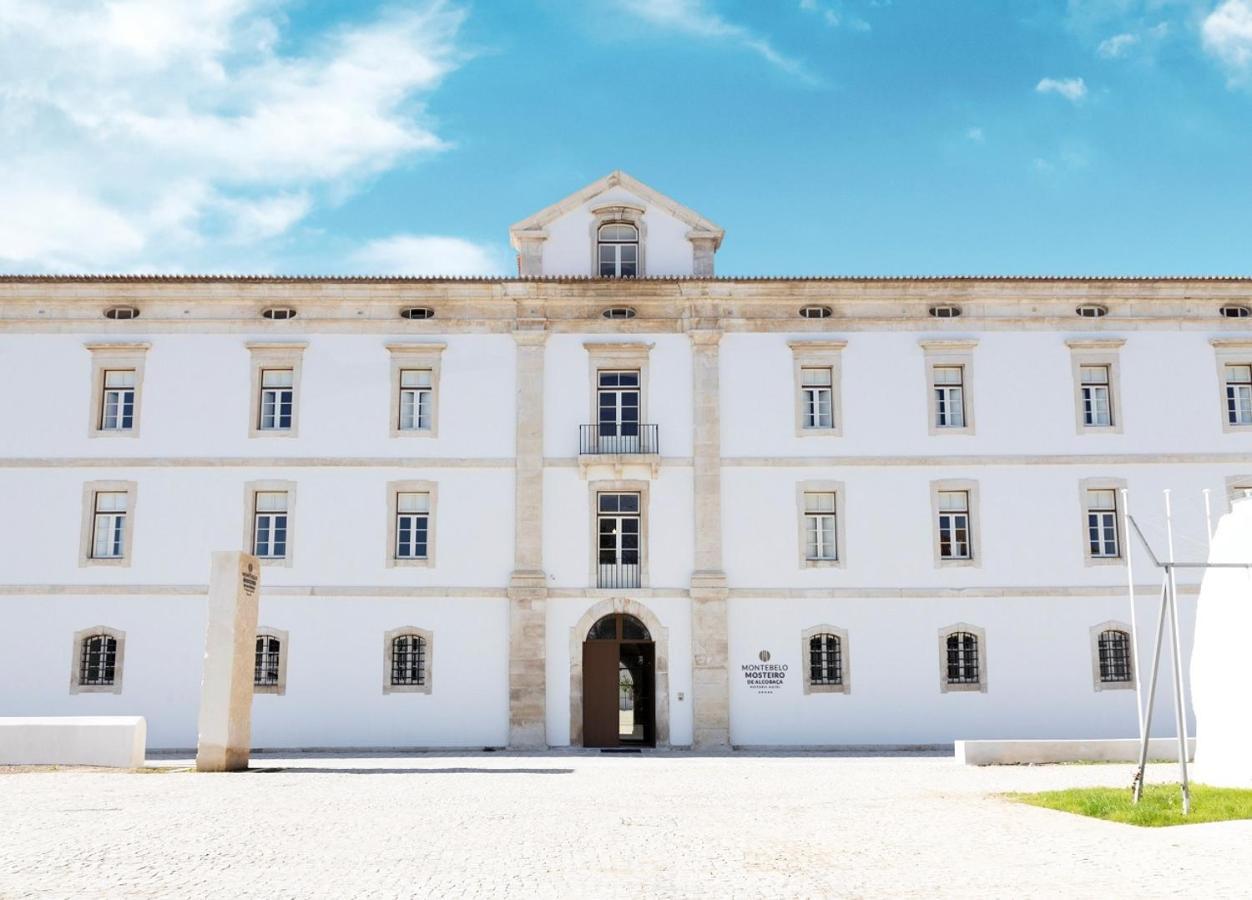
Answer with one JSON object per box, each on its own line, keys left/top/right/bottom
{"left": 85, "top": 342, "right": 149, "bottom": 439}
{"left": 587, "top": 478, "right": 651, "bottom": 590}
{"left": 801, "top": 624, "right": 851, "bottom": 695}
{"left": 795, "top": 480, "right": 847, "bottom": 569}
{"left": 938, "top": 622, "right": 987, "bottom": 694}
{"left": 588, "top": 202, "right": 647, "bottom": 278}
{"left": 386, "top": 342, "right": 445, "bottom": 439}
{"left": 382, "top": 626, "right": 434, "bottom": 695}
{"left": 78, "top": 480, "right": 138, "bottom": 568}
{"left": 69, "top": 625, "right": 126, "bottom": 695}
{"left": 1066, "top": 339, "right": 1125, "bottom": 435}
{"left": 1225, "top": 474, "right": 1252, "bottom": 511}
{"left": 1211, "top": 339, "right": 1252, "bottom": 433}
{"left": 920, "top": 339, "right": 978, "bottom": 436}
{"left": 246, "top": 341, "right": 307, "bottom": 439}
{"left": 254, "top": 626, "right": 289, "bottom": 696}
{"left": 583, "top": 341, "right": 654, "bottom": 433}
{"left": 789, "top": 340, "right": 846, "bottom": 437}
{"left": 385, "top": 479, "right": 438, "bottom": 569}
{"left": 1078, "top": 477, "right": 1127, "bottom": 567}
{"left": 929, "top": 478, "right": 981, "bottom": 568}
{"left": 1089, "top": 620, "right": 1135, "bottom": 692}
{"left": 242, "top": 480, "right": 297, "bottom": 568}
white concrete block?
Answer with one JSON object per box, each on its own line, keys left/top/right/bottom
{"left": 0, "top": 716, "right": 146, "bottom": 767}
{"left": 955, "top": 738, "right": 1195, "bottom": 766}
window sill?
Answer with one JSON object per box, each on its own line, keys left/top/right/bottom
{"left": 69, "top": 684, "right": 122, "bottom": 695}
{"left": 253, "top": 684, "right": 286, "bottom": 696}
{"left": 1084, "top": 556, "right": 1124, "bottom": 567}
{"left": 1094, "top": 680, "right": 1135, "bottom": 692}
{"left": 804, "top": 683, "right": 848, "bottom": 695}
{"left": 89, "top": 430, "right": 140, "bottom": 439}
{"left": 80, "top": 557, "right": 130, "bottom": 568}
{"left": 389, "top": 558, "right": 433, "bottom": 568}
{"left": 382, "top": 683, "right": 432, "bottom": 695}
{"left": 802, "top": 559, "right": 842, "bottom": 569}
{"left": 940, "top": 682, "right": 986, "bottom": 694}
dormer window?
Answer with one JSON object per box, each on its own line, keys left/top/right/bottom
{"left": 598, "top": 223, "right": 638, "bottom": 278}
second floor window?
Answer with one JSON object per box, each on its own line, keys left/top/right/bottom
{"left": 1080, "top": 365, "right": 1113, "bottom": 427}
{"left": 395, "top": 492, "right": 430, "bottom": 560}
{"left": 597, "top": 223, "right": 638, "bottom": 277}
{"left": 1086, "top": 489, "right": 1120, "bottom": 558}
{"left": 803, "top": 491, "right": 837, "bottom": 561}
{"left": 399, "top": 369, "right": 433, "bottom": 431}
{"left": 1225, "top": 364, "right": 1252, "bottom": 426}
{"left": 933, "top": 366, "right": 966, "bottom": 428}
{"left": 91, "top": 491, "right": 128, "bottom": 559}
{"left": 100, "top": 370, "right": 136, "bottom": 431}
{"left": 937, "top": 490, "right": 971, "bottom": 561}
{"left": 253, "top": 491, "right": 288, "bottom": 559}
{"left": 597, "top": 492, "right": 640, "bottom": 588}
{"left": 801, "top": 367, "right": 834, "bottom": 429}
{"left": 259, "top": 368, "right": 294, "bottom": 431}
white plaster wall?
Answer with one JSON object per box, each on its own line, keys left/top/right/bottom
{"left": 729, "top": 595, "right": 1195, "bottom": 746}
{"left": 538, "top": 186, "right": 695, "bottom": 277}
{"left": 0, "top": 595, "right": 508, "bottom": 749}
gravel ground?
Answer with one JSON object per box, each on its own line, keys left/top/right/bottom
{"left": 1, "top": 752, "right": 1248, "bottom": 898}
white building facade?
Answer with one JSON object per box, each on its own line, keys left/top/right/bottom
{"left": 2, "top": 171, "right": 1249, "bottom": 750}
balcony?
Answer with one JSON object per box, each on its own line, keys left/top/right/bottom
{"left": 597, "top": 561, "right": 642, "bottom": 590}
{"left": 578, "top": 424, "right": 660, "bottom": 479}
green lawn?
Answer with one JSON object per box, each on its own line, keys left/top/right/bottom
{"left": 1007, "top": 784, "right": 1252, "bottom": 827}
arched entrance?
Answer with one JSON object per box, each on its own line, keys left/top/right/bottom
{"left": 582, "top": 613, "right": 656, "bottom": 748}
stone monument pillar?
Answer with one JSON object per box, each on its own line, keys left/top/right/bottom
{"left": 196, "top": 552, "right": 260, "bottom": 772}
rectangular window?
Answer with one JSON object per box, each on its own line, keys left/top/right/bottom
{"left": 1086, "top": 489, "right": 1120, "bottom": 558}
{"left": 252, "top": 491, "right": 289, "bottom": 559}
{"left": 803, "top": 492, "right": 837, "bottom": 561}
{"left": 800, "top": 368, "right": 834, "bottom": 430}
{"left": 933, "top": 366, "right": 966, "bottom": 428}
{"left": 937, "top": 490, "right": 971, "bottom": 561}
{"left": 597, "top": 492, "right": 641, "bottom": 588}
{"left": 398, "top": 369, "right": 433, "bottom": 431}
{"left": 259, "top": 368, "right": 294, "bottom": 431}
{"left": 395, "top": 492, "right": 431, "bottom": 559}
{"left": 91, "top": 491, "right": 128, "bottom": 559}
{"left": 1226, "top": 365, "right": 1252, "bottom": 426}
{"left": 99, "top": 370, "right": 136, "bottom": 431}
{"left": 1080, "top": 365, "right": 1112, "bottom": 427}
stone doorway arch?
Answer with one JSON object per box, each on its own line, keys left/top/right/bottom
{"left": 570, "top": 597, "right": 669, "bottom": 748}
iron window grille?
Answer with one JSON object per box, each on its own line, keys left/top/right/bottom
{"left": 395, "top": 492, "right": 430, "bottom": 559}
{"left": 933, "top": 366, "right": 966, "bottom": 428}
{"left": 597, "top": 492, "right": 641, "bottom": 588}
{"left": 259, "top": 368, "right": 294, "bottom": 430}
{"left": 398, "top": 369, "right": 433, "bottom": 431}
{"left": 1087, "top": 489, "right": 1120, "bottom": 558}
{"left": 928, "top": 305, "right": 962, "bottom": 318}
{"left": 804, "top": 492, "right": 837, "bottom": 561}
{"left": 937, "top": 491, "right": 972, "bottom": 560}
{"left": 1097, "top": 629, "right": 1133, "bottom": 683}
{"left": 79, "top": 633, "right": 118, "bottom": 686}
{"left": 1080, "top": 365, "right": 1113, "bottom": 427}
{"left": 799, "top": 305, "right": 832, "bottom": 319}
{"left": 91, "top": 491, "right": 128, "bottom": 559}
{"left": 1225, "top": 365, "right": 1252, "bottom": 425}
{"left": 100, "top": 370, "right": 136, "bottom": 431}
{"left": 261, "top": 307, "right": 297, "bottom": 320}
{"left": 809, "top": 633, "right": 842, "bottom": 686}
{"left": 255, "top": 635, "right": 281, "bottom": 686}
{"left": 801, "top": 367, "right": 834, "bottom": 429}
{"left": 946, "top": 632, "right": 980, "bottom": 685}
{"left": 253, "top": 491, "right": 289, "bottom": 559}
{"left": 391, "top": 634, "right": 427, "bottom": 685}
{"left": 597, "top": 223, "right": 638, "bottom": 277}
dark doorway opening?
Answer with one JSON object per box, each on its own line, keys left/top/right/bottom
{"left": 582, "top": 613, "right": 656, "bottom": 748}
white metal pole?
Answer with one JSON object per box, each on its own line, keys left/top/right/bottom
{"left": 1133, "top": 580, "right": 1169, "bottom": 804}
{"left": 1120, "top": 489, "right": 1146, "bottom": 743}
{"left": 1202, "top": 488, "right": 1214, "bottom": 551}
{"left": 1162, "top": 490, "right": 1192, "bottom": 815}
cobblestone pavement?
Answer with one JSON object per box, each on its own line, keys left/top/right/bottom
{"left": 2, "top": 752, "right": 1249, "bottom": 898}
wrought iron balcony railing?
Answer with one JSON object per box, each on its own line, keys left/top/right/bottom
{"left": 597, "top": 561, "right": 642, "bottom": 589}
{"left": 580, "top": 424, "right": 659, "bottom": 456}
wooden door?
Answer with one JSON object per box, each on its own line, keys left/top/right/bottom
{"left": 582, "top": 640, "right": 620, "bottom": 748}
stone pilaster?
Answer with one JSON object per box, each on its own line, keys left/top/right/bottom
{"left": 688, "top": 233, "right": 719, "bottom": 277}
{"left": 509, "top": 324, "right": 549, "bottom": 747}
{"left": 513, "top": 233, "right": 546, "bottom": 277}
{"left": 689, "top": 327, "right": 730, "bottom": 749}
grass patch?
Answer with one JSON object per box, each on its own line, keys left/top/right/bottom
{"left": 1008, "top": 784, "right": 1252, "bottom": 827}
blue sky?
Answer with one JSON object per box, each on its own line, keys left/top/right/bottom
{"left": 2, "top": 0, "right": 1251, "bottom": 276}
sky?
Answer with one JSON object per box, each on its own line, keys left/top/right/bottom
{"left": 1, "top": 0, "right": 1251, "bottom": 277}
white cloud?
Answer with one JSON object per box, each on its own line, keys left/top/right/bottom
{"left": 1203, "top": 0, "right": 1252, "bottom": 84}
{"left": 965, "top": 126, "right": 985, "bottom": 143}
{"left": 350, "top": 235, "right": 506, "bottom": 276}
{"left": 1035, "top": 76, "right": 1088, "bottom": 102}
{"left": 0, "top": 0, "right": 468, "bottom": 272}
{"left": 798, "top": 0, "right": 872, "bottom": 31}
{"left": 1097, "top": 32, "right": 1139, "bottom": 57}
{"left": 623, "top": 0, "right": 813, "bottom": 80}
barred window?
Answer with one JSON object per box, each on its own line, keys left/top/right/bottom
{"left": 946, "top": 631, "right": 980, "bottom": 685}
{"left": 79, "top": 633, "right": 118, "bottom": 686}
{"left": 390, "top": 633, "right": 427, "bottom": 686}
{"left": 255, "top": 635, "right": 282, "bottom": 687}
{"left": 1098, "top": 629, "right": 1133, "bottom": 683}
{"left": 809, "top": 633, "right": 842, "bottom": 686}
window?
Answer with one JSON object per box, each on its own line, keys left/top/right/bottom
{"left": 928, "top": 304, "right": 961, "bottom": 318}
{"left": 799, "top": 305, "right": 832, "bottom": 319}
{"left": 383, "top": 627, "right": 433, "bottom": 694}
{"left": 1067, "top": 339, "right": 1124, "bottom": 434}
{"left": 247, "top": 342, "right": 305, "bottom": 438}
{"left": 92, "top": 492, "right": 127, "bottom": 559}
{"left": 1086, "top": 489, "right": 1120, "bottom": 559}
{"left": 386, "top": 480, "right": 437, "bottom": 568}
{"left": 801, "top": 368, "right": 833, "bottom": 429}
{"left": 597, "top": 492, "right": 641, "bottom": 588}
{"left": 801, "top": 626, "right": 850, "bottom": 694}
{"left": 790, "top": 340, "right": 846, "bottom": 437}
{"left": 597, "top": 370, "right": 641, "bottom": 448}
{"left": 261, "top": 306, "right": 297, "bottom": 320}
{"left": 804, "top": 492, "right": 837, "bottom": 561}
{"left": 1226, "top": 475, "right": 1252, "bottom": 510}
{"left": 400, "top": 306, "right": 435, "bottom": 320}
{"left": 1090, "top": 622, "right": 1134, "bottom": 691}
{"left": 103, "top": 305, "right": 140, "bottom": 320}
{"left": 388, "top": 343, "right": 445, "bottom": 438}
{"left": 1075, "top": 304, "right": 1108, "bottom": 318}
{"left": 933, "top": 366, "right": 966, "bottom": 428}
{"left": 259, "top": 369, "right": 294, "bottom": 431}
{"left": 583, "top": 342, "right": 652, "bottom": 456}
{"left": 86, "top": 342, "right": 148, "bottom": 438}
{"left": 399, "top": 369, "right": 433, "bottom": 431}
{"left": 1080, "top": 365, "right": 1112, "bottom": 427}
{"left": 597, "top": 223, "right": 638, "bottom": 277}
{"left": 255, "top": 634, "right": 281, "bottom": 686}
{"left": 1225, "top": 365, "right": 1252, "bottom": 426}
{"left": 1220, "top": 305, "right": 1251, "bottom": 319}
{"left": 937, "top": 491, "right": 971, "bottom": 561}
{"left": 602, "top": 306, "right": 636, "bottom": 319}
{"left": 921, "top": 340, "right": 977, "bottom": 435}
{"left": 70, "top": 627, "right": 125, "bottom": 694}
{"left": 252, "top": 491, "right": 289, "bottom": 560}
{"left": 939, "top": 624, "right": 986, "bottom": 692}
{"left": 1212, "top": 340, "right": 1252, "bottom": 432}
